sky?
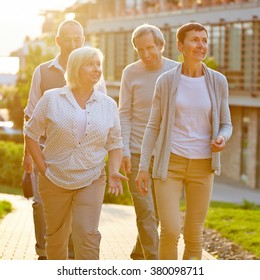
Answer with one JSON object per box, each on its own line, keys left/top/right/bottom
{"left": 0, "top": 0, "right": 76, "bottom": 73}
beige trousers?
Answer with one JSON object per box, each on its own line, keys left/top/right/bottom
{"left": 154, "top": 153, "right": 214, "bottom": 260}
{"left": 39, "top": 171, "right": 106, "bottom": 260}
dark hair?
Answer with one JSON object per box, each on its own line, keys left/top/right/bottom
{"left": 176, "top": 22, "right": 208, "bottom": 44}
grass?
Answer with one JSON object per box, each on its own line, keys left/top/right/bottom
{"left": 180, "top": 199, "right": 260, "bottom": 258}
{"left": 0, "top": 185, "right": 23, "bottom": 196}
{"left": 0, "top": 200, "right": 12, "bottom": 219}
{"left": 205, "top": 200, "right": 260, "bottom": 258}
{"left": 0, "top": 185, "right": 22, "bottom": 221}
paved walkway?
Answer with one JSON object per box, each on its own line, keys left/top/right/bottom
{"left": 0, "top": 193, "right": 214, "bottom": 260}
{"left": 213, "top": 176, "right": 260, "bottom": 204}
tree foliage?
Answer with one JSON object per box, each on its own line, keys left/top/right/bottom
{"left": 4, "top": 39, "right": 56, "bottom": 129}
{"left": 177, "top": 54, "right": 218, "bottom": 70}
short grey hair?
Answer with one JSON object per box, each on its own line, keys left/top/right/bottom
{"left": 65, "top": 46, "right": 104, "bottom": 89}
{"left": 131, "top": 23, "right": 165, "bottom": 52}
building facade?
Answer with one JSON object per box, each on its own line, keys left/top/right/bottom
{"left": 63, "top": 0, "right": 260, "bottom": 189}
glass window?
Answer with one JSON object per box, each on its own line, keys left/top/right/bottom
{"left": 243, "top": 23, "right": 254, "bottom": 90}
{"left": 115, "top": 32, "right": 127, "bottom": 80}
{"left": 169, "top": 27, "right": 179, "bottom": 61}
{"left": 252, "top": 21, "right": 260, "bottom": 92}
{"left": 106, "top": 33, "right": 116, "bottom": 81}
{"left": 211, "top": 25, "right": 225, "bottom": 68}
{"left": 126, "top": 32, "right": 136, "bottom": 65}
{"left": 228, "top": 23, "right": 242, "bottom": 71}
{"left": 257, "top": 109, "right": 260, "bottom": 189}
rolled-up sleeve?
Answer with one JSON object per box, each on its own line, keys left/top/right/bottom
{"left": 24, "top": 66, "right": 42, "bottom": 118}
{"left": 24, "top": 94, "right": 48, "bottom": 142}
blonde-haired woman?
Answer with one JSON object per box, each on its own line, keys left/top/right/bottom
{"left": 136, "top": 22, "right": 232, "bottom": 260}
{"left": 24, "top": 46, "right": 127, "bottom": 260}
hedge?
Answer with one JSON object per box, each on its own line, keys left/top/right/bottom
{"left": 0, "top": 141, "right": 24, "bottom": 188}
{"left": 0, "top": 134, "right": 23, "bottom": 143}
{"left": 0, "top": 141, "right": 132, "bottom": 205}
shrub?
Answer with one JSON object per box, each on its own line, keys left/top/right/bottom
{"left": 0, "top": 141, "right": 23, "bottom": 188}
{"left": 0, "top": 134, "right": 23, "bottom": 143}
{"left": 0, "top": 200, "right": 13, "bottom": 219}
{"left": 0, "top": 141, "right": 132, "bottom": 205}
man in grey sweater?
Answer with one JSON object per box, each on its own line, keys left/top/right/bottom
{"left": 119, "top": 23, "right": 178, "bottom": 260}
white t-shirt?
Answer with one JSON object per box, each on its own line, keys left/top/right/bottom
{"left": 171, "top": 75, "right": 212, "bottom": 159}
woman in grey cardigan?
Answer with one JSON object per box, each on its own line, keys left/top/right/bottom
{"left": 136, "top": 22, "right": 232, "bottom": 260}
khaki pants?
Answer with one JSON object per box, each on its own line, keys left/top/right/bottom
{"left": 39, "top": 171, "right": 106, "bottom": 260}
{"left": 31, "top": 165, "right": 74, "bottom": 258}
{"left": 128, "top": 154, "right": 159, "bottom": 260}
{"left": 154, "top": 153, "right": 214, "bottom": 260}
{"left": 31, "top": 166, "right": 46, "bottom": 257}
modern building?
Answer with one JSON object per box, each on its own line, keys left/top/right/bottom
{"left": 44, "top": 0, "right": 260, "bottom": 189}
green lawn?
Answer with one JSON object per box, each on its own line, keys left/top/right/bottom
{"left": 0, "top": 185, "right": 21, "bottom": 220}
{"left": 205, "top": 200, "right": 260, "bottom": 258}
{"left": 0, "top": 200, "right": 12, "bottom": 219}
{"left": 0, "top": 185, "right": 23, "bottom": 196}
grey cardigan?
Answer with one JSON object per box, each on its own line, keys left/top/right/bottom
{"left": 139, "top": 63, "right": 233, "bottom": 179}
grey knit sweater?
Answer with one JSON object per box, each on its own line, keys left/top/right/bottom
{"left": 119, "top": 58, "right": 179, "bottom": 157}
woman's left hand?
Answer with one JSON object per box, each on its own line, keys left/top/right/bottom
{"left": 108, "top": 172, "right": 128, "bottom": 196}
{"left": 211, "top": 136, "right": 226, "bottom": 152}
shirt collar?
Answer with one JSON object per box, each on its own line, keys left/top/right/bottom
{"left": 60, "top": 86, "right": 101, "bottom": 104}
{"left": 48, "top": 54, "right": 65, "bottom": 73}
{"left": 88, "top": 90, "right": 101, "bottom": 103}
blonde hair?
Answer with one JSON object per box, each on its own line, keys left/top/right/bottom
{"left": 65, "top": 46, "right": 104, "bottom": 89}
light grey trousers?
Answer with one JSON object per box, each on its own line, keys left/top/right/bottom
{"left": 128, "top": 153, "right": 159, "bottom": 260}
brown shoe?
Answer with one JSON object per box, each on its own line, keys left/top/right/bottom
{"left": 38, "top": 256, "right": 47, "bottom": 260}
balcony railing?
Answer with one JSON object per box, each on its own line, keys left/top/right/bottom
{"left": 69, "top": 0, "right": 260, "bottom": 20}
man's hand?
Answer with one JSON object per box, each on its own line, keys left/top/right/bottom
{"left": 22, "top": 153, "right": 33, "bottom": 173}
{"left": 135, "top": 170, "right": 149, "bottom": 196}
{"left": 211, "top": 136, "right": 226, "bottom": 152}
{"left": 108, "top": 171, "right": 128, "bottom": 196}
{"left": 121, "top": 156, "right": 131, "bottom": 174}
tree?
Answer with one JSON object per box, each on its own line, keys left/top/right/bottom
{"left": 177, "top": 54, "right": 218, "bottom": 70}
{"left": 4, "top": 38, "right": 56, "bottom": 129}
